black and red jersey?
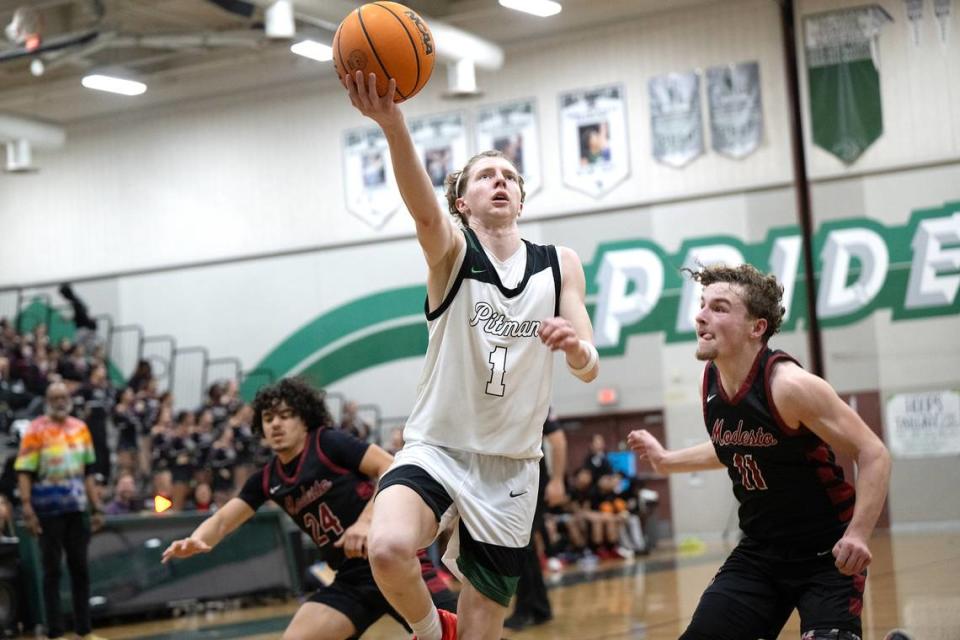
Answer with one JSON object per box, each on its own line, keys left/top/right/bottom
{"left": 239, "top": 427, "right": 373, "bottom": 570}
{"left": 703, "top": 348, "right": 855, "bottom": 551}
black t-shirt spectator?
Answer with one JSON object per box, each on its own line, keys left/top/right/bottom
{"left": 583, "top": 451, "right": 613, "bottom": 482}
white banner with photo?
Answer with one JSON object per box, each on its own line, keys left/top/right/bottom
{"left": 707, "top": 62, "right": 763, "bottom": 159}
{"left": 558, "top": 84, "right": 630, "bottom": 199}
{"left": 475, "top": 99, "right": 542, "bottom": 199}
{"left": 342, "top": 127, "right": 401, "bottom": 229}
{"left": 649, "top": 71, "right": 704, "bottom": 168}
{"left": 885, "top": 390, "right": 960, "bottom": 458}
{"left": 408, "top": 112, "right": 470, "bottom": 204}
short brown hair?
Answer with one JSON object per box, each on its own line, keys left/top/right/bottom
{"left": 444, "top": 150, "right": 526, "bottom": 224}
{"left": 686, "top": 264, "right": 785, "bottom": 341}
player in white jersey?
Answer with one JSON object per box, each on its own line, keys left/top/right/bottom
{"left": 343, "top": 71, "right": 599, "bottom": 640}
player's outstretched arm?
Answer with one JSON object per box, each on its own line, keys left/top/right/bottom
{"left": 161, "top": 498, "right": 255, "bottom": 563}
{"left": 772, "top": 364, "right": 891, "bottom": 575}
{"left": 540, "top": 247, "right": 599, "bottom": 382}
{"left": 627, "top": 430, "right": 723, "bottom": 474}
{"left": 342, "top": 71, "right": 460, "bottom": 270}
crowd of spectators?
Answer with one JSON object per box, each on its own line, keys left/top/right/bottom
{"left": 540, "top": 434, "right": 658, "bottom": 569}
{"left": 0, "top": 310, "right": 381, "bottom": 524}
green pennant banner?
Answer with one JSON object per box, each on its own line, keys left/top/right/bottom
{"left": 805, "top": 5, "right": 892, "bottom": 164}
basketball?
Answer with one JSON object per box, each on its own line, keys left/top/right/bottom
{"left": 333, "top": 2, "right": 435, "bottom": 103}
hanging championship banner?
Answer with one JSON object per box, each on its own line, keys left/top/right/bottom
{"left": 804, "top": 5, "right": 893, "bottom": 165}
{"left": 904, "top": 0, "right": 923, "bottom": 46}
{"left": 558, "top": 84, "right": 630, "bottom": 199}
{"left": 475, "top": 99, "right": 542, "bottom": 199}
{"left": 408, "top": 112, "right": 469, "bottom": 203}
{"left": 935, "top": 0, "right": 952, "bottom": 45}
{"left": 343, "top": 126, "right": 401, "bottom": 229}
{"left": 648, "top": 71, "right": 704, "bottom": 168}
{"left": 706, "top": 62, "right": 763, "bottom": 159}
{"left": 885, "top": 390, "right": 960, "bottom": 458}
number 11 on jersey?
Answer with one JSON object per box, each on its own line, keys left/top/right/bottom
{"left": 486, "top": 346, "right": 507, "bottom": 397}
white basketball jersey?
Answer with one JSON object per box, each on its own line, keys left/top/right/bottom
{"left": 403, "top": 228, "right": 562, "bottom": 459}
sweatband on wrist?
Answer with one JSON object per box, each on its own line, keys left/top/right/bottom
{"left": 567, "top": 340, "right": 598, "bottom": 379}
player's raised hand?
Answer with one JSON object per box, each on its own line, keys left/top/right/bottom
{"left": 161, "top": 537, "right": 211, "bottom": 564}
{"left": 539, "top": 317, "right": 580, "bottom": 354}
{"left": 832, "top": 532, "right": 872, "bottom": 575}
{"left": 627, "top": 430, "right": 667, "bottom": 474}
{"left": 335, "top": 519, "right": 369, "bottom": 559}
{"left": 343, "top": 71, "right": 399, "bottom": 127}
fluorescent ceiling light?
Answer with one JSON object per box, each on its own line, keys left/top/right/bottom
{"left": 291, "top": 40, "right": 333, "bottom": 62}
{"left": 81, "top": 74, "right": 146, "bottom": 96}
{"left": 498, "top": 0, "right": 562, "bottom": 17}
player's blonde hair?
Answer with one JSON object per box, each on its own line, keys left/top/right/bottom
{"left": 444, "top": 150, "right": 526, "bottom": 224}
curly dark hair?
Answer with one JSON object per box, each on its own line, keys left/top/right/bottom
{"left": 685, "top": 263, "right": 785, "bottom": 341}
{"left": 250, "top": 377, "right": 333, "bottom": 435}
{"left": 444, "top": 150, "right": 526, "bottom": 225}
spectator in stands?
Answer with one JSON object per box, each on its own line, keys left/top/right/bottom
{"left": 339, "top": 399, "right": 371, "bottom": 441}
{"left": 58, "top": 284, "right": 95, "bottom": 332}
{"left": 228, "top": 403, "right": 257, "bottom": 492}
{"left": 13, "top": 342, "right": 48, "bottom": 398}
{"left": 104, "top": 472, "right": 140, "bottom": 515}
{"left": 191, "top": 482, "right": 214, "bottom": 513}
{"left": 76, "top": 364, "right": 113, "bottom": 483}
{"left": 127, "top": 359, "right": 153, "bottom": 393}
{"left": 167, "top": 410, "right": 198, "bottom": 511}
{"left": 191, "top": 408, "right": 217, "bottom": 485}
{"left": 583, "top": 433, "right": 614, "bottom": 482}
{"left": 569, "top": 467, "right": 623, "bottom": 561}
{"left": 0, "top": 356, "right": 15, "bottom": 434}
{"left": 0, "top": 318, "right": 16, "bottom": 354}
{"left": 56, "top": 340, "right": 87, "bottom": 385}
{"left": 32, "top": 323, "right": 50, "bottom": 351}
{"left": 203, "top": 382, "right": 231, "bottom": 426}
{"left": 15, "top": 381, "right": 106, "bottom": 640}
{"left": 221, "top": 379, "right": 243, "bottom": 415}
{"left": 112, "top": 387, "right": 142, "bottom": 477}
{"left": 208, "top": 427, "right": 237, "bottom": 507}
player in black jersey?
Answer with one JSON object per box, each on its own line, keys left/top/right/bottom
{"left": 628, "top": 264, "right": 894, "bottom": 640}
{"left": 162, "top": 378, "right": 456, "bottom": 639}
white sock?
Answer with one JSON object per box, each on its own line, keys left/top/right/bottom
{"left": 410, "top": 606, "right": 441, "bottom": 640}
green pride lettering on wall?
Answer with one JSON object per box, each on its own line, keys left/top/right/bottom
{"left": 244, "top": 202, "right": 960, "bottom": 394}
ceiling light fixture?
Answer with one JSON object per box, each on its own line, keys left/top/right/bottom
{"left": 290, "top": 39, "right": 333, "bottom": 62}
{"left": 81, "top": 74, "right": 147, "bottom": 96}
{"left": 498, "top": 0, "right": 562, "bottom": 18}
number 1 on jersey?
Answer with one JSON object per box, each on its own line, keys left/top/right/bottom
{"left": 486, "top": 346, "right": 507, "bottom": 397}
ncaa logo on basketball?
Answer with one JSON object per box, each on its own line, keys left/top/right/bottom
{"left": 404, "top": 10, "right": 434, "bottom": 54}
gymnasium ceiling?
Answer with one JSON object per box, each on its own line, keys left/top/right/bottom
{"left": 0, "top": 0, "right": 725, "bottom": 123}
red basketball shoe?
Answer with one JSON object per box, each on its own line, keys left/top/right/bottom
{"left": 412, "top": 608, "right": 457, "bottom": 640}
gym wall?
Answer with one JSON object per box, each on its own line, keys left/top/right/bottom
{"left": 1, "top": 0, "right": 957, "bottom": 534}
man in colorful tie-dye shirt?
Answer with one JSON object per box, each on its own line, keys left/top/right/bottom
{"left": 16, "top": 381, "right": 106, "bottom": 640}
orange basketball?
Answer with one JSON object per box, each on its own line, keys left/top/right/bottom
{"left": 333, "top": 2, "right": 435, "bottom": 103}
